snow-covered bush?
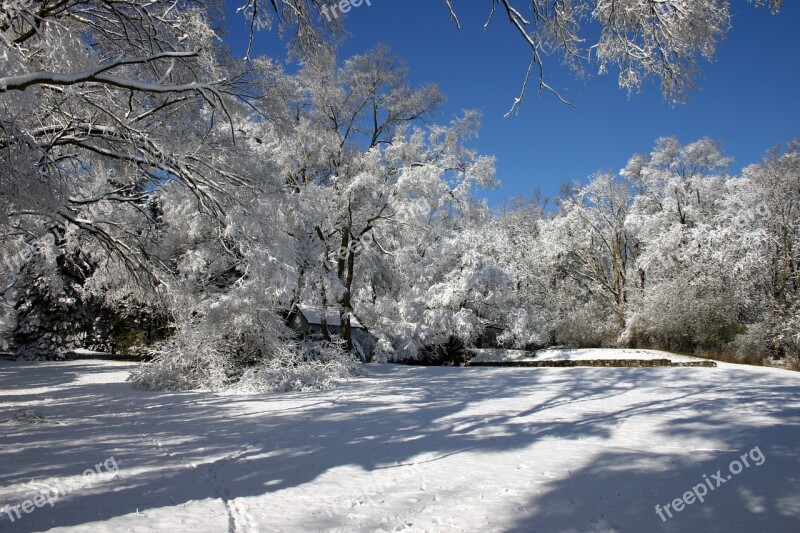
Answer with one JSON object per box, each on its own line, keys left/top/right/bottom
{"left": 372, "top": 333, "right": 397, "bottom": 364}
{"left": 551, "top": 301, "right": 619, "bottom": 348}
{"left": 623, "top": 273, "right": 743, "bottom": 354}
{"left": 236, "top": 338, "right": 361, "bottom": 393}
{"left": 351, "top": 329, "right": 377, "bottom": 361}
{"left": 133, "top": 331, "right": 361, "bottom": 393}
{"left": 130, "top": 290, "right": 362, "bottom": 392}
{"left": 130, "top": 325, "right": 233, "bottom": 391}
{"left": 11, "top": 238, "right": 91, "bottom": 359}
{"left": 421, "top": 336, "right": 470, "bottom": 366}
{"left": 730, "top": 322, "right": 772, "bottom": 365}
{"left": 784, "top": 311, "right": 800, "bottom": 362}
{"left": 0, "top": 304, "right": 12, "bottom": 351}
{"left": 496, "top": 308, "right": 546, "bottom": 350}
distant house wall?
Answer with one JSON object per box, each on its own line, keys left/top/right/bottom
{"left": 291, "top": 313, "right": 311, "bottom": 334}
{"left": 288, "top": 308, "right": 364, "bottom": 338}
{"left": 310, "top": 324, "right": 343, "bottom": 335}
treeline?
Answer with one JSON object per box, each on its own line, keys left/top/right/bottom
{"left": 489, "top": 138, "right": 799, "bottom": 364}
{"left": 1, "top": 1, "right": 797, "bottom": 392}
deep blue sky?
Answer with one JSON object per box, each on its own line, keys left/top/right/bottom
{"left": 225, "top": 1, "right": 800, "bottom": 206}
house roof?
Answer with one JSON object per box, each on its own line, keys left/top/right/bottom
{"left": 298, "top": 307, "right": 364, "bottom": 329}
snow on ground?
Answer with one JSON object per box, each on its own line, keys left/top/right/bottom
{"left": 1, "top": 356, "right": 799, "bottom": 532}
{"left": 69, "top": 349, "right": 107, "bottom": 356}
{"left": 470, "top": 348, "right": 714, "bottom": 364}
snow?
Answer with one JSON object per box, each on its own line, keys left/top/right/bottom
{"left": 69, "top": 349, "right": 107, "bottom": 356}
{"left": 470, "top": 347, "right": 714, "bottom": 364}
{"left": 469, "top": 348, "right": 537, "bottom": 362}
{"left": 1, "top": 356, "right": 799, "bottom": 532}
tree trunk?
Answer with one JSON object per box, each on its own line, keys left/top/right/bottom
{"left": 339, "top": 246, "right": 356, "bottom": 350}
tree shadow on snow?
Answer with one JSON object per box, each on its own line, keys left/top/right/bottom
{"left": 0, "top": 362, "right": 798, "bottom": 531}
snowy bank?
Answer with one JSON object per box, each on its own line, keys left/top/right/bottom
{"left": 470, "top": 347, "right": 715, "bottom": 364}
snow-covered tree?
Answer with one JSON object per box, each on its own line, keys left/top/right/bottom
{"left": 489, "top": 136, "right": 797, "bottom": 364}
{"left": 234, "top": 1, "right": 786, "bottom": 109}
{"left": 276, "top": 47, "right": 497, "bottom": 354}
{"left": 447, "top": 0, "right": 784, "bottom": 109}
{"left": 735, "top": 143, "right": 800, "bottom": 360}
{"left": 1, "top": 1, "right": 302, "bottom": 367}
{"left": 619, "top": 138, "right": 744, "bottom": 351}
{"left": 0, "top": 1, "right": 301, "bottom": 282}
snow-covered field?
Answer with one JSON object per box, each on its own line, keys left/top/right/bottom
{"left": 1, "top": 356, "right": 799, "bottom": 532}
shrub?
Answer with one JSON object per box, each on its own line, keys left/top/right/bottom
{"left": 404, "top": 336, "right": 469, "bottom": 366}
{"left": 235, "top": 338, "right": 362, "bottom": 393}
{"left": 130, "top": 320, "right": 362, "bottom": 393}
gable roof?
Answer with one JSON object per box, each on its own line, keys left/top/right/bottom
{"left": 298, "top": 306, "right": 364, "bottom": 329}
